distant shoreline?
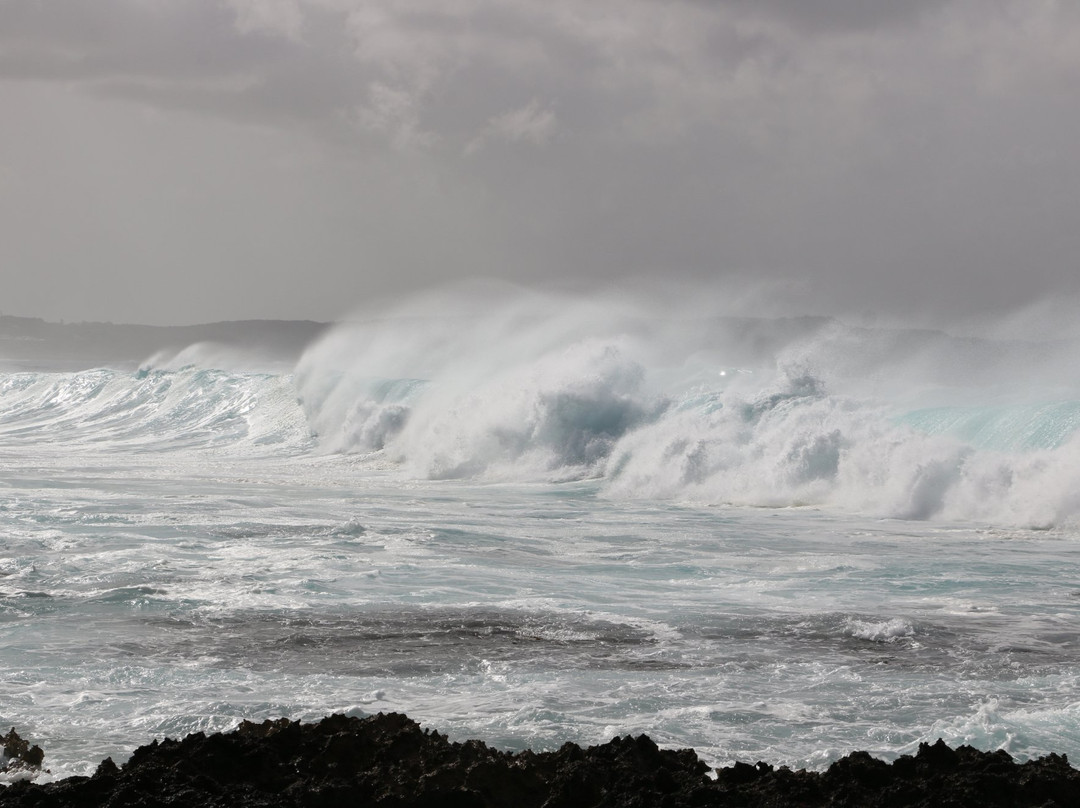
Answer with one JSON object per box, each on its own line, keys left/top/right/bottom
{"left": 0, "top": 315, "right": 331, "bottom": 369}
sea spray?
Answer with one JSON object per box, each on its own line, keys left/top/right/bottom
{"left": 4, "top": 297, "right": 1080, "bottom": 780}
{"left": 294, "top": 285, "right": 673, "bottom": 475}
{"left": 294, "top": 286, "right": 1080, "bottom": 527}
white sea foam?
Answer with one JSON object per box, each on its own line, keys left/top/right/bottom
{"left": 5, "top": 292, "right": 1080, "bottom": 780}
{"left": 844, "top": 617, "right": 915, "bottom": 643}
{"left": 291, "top": 286, "right": 1080, "bottom": 528}
{"left": 5, "top": 288, "right": 1076, "bottom": 529}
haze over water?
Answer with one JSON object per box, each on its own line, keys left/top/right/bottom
{"left": 3, "top": 288, "right": 1080, "bottom": 781}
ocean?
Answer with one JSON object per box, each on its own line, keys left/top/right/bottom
{"left": 3, "top": 291, "right": 1079, "bottom": 782}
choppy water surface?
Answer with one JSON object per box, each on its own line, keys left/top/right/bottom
{"left": 3, "top": 303, "right": 1080, "bottom": 780}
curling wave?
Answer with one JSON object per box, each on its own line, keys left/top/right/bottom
{"left": 0, "top": 365, "right": 312, "bottom": 455}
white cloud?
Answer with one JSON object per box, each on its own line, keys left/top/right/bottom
{"left": 466, "top": 98, "right": 557, "bottom": 154}
{"left": 353, "top": 81, "right": 439, "bottom": 150}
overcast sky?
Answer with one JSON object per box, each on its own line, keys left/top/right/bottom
{"left": 2, "top": 0, "right": 1078, "bottom": 326}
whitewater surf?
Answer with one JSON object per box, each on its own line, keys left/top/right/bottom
{"left": 2, "top": 290, "right": 1079, "bottom": 782}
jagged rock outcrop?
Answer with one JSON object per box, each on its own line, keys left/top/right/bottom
{"left": 0, "top": 730, "right": 45, "bottom": 781}
{"left": 1, "top": 713, "right": 1078, "bottom": 807}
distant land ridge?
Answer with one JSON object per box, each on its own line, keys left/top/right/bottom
{"left": 0, "top": 315, "right": 331, "bottom": 369}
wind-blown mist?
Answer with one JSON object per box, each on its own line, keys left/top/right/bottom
{"left": 294, "top": 286, "right": 1080, "bottom": 529}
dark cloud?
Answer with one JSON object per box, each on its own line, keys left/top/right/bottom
{"left": 1, "top": 0, "right": 1078, "bottom": 324}
{"left": 721, "top": 0, "right": 949, "bottom": 32}
{"left": 0, "top": 1, "right": 258, "bottom": 80}
{"left": 0, "top": 1, "right": 366, "bottom": 136}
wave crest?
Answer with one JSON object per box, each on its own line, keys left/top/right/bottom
{"left": 295, "top": 287, "right": 1080, "bottom": 527}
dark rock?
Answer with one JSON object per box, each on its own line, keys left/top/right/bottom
{"left": 915, "top": 739, "right": 959, "bottom": 770}
{"left": 1, "top": 730, "right": 44, "bottom": 771}
{"left": 1, "top": 715, "right": 1079, "bottom": 808}
{"left": 93, "top": 757, "right": 119, "bottom": 778}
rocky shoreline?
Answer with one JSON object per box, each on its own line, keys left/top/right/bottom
{"left": 2, "top": 713, "right": 1079, "bottom": 807}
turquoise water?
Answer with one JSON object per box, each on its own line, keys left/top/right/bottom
{"left": 899, "top": 402, "right": 1080, "bottom": 451}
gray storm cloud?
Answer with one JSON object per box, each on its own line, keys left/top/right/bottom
{"left": 1, "top": 0, "right": 1078, "bottom": 324}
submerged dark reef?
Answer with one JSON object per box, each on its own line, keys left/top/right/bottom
{"left": 3, "top": 713, "right": 1079, "bottom": 807}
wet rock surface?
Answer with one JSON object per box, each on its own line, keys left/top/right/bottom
{"left": 1, "top": 713, "right": 1079, "bottom": 807}
{"left": 1, "top": 730, "right": 45, "bottom": 780}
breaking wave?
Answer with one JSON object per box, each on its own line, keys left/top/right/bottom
{"left": 0, "top": 365, "right": 312, "bottom": 455}
{"left": 294, "top": 286, "right": 1080, "bottom": 528}
{"left": 4, "top": 287, "right": 1079, "bottom": 528}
